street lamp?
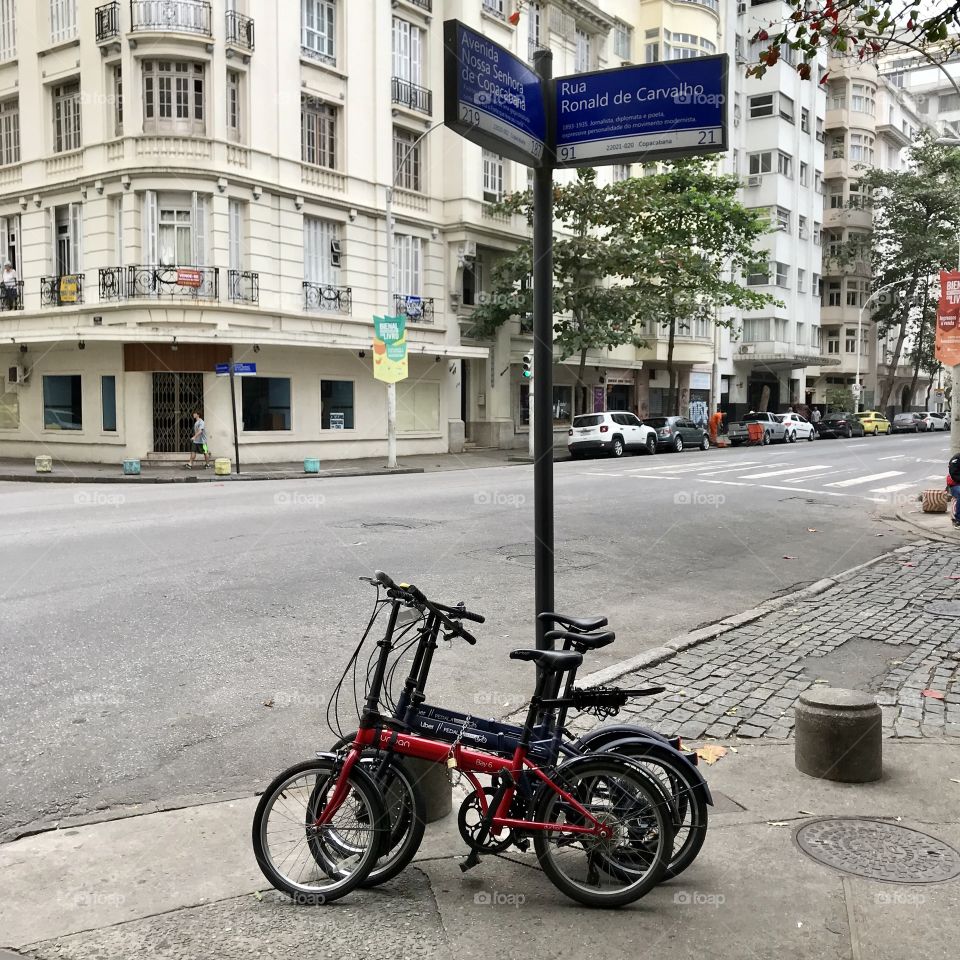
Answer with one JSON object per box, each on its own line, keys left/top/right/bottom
{"left": 385, "top": 121, "right": 444, "bottom": 469}
{"left": 856, "top": 279, "right": 908, "bottom": 413}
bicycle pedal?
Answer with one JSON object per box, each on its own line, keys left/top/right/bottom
{"left": 512, "top": 837, "right": 529, "bottom": 852}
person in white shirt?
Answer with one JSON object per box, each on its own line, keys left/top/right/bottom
{"left": 1, "top": 261, "right": 17, "bottom": 310}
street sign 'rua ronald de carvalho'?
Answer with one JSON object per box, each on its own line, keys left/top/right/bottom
{"left": 936, "top": 271, "right": 960, "bottom": 366}
{"left": 442, "top": 19, "right": 729, "bottom": 647}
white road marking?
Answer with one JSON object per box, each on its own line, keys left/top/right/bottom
{"left": 868, "top": 483, "right": 917, "bottom": 494}
{"left": 877, "top": 455, "right": 906, "bottom": 461}
{"left": 928, "top": 474, "right": 946, "bottom": 480}
{"left": 825, "top": 471, "right": 903, "bottom": 488}
{"left": 737, "top": 465, "right": 831, "bottom": 479}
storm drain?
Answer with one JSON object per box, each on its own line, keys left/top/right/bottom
{"left": 924, "top": 600, "right": 960, "bottom": 619}
{"left": 795, "top": 818, "right": 960, "bottom": 884}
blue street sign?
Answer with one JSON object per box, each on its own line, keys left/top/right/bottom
{"left": 215, "top": 363, "right": 230, "bottom": 375}
{"left": 554, "top": 55, "right": 728, "bottom": 167}
{"left": 443, "top": 19, "right": 547, "bottom": 168}
{"left": 216, "top": 362, "right": 257, "bottom": 376}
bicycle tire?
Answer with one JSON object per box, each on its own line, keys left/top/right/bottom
{"left": 252, "top": 757, "right": 387, "bottom": 903}
{"left": 532, "top": 754, "right": 672, "bottom": 908}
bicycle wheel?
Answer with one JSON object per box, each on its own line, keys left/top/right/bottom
{"left": 605, "top": 744, "right": 708, "bottom": 880}
{"left": 252, "top": 758, "right": 387, "bottom": 903}
{"left": 532, "top": 755, "right": 672, "bottom": 908}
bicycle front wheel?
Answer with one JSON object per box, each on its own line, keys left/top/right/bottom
{"left": 533, "top": 755, "right": 672, "bottom": 908}
{"left": 252, "top": 758, "right": 387, "bottom": 903}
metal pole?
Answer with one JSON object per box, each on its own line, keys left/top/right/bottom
{"left": 528, "top": 353, "right": 535, "bottom": 458}
{"left": 229, "top": 362, "right": 240, "bottom": 475}
{"left": 533, "top": 49, "right": 554, "bottom": 650}
{"left": 953, "top": 235, "right": 960, "bottom": 455}
{"left": 855, "top": 300, "right": 865, "bottom": 414}
{"left": 385, "top": 185, "right": 397, "bottom": 469}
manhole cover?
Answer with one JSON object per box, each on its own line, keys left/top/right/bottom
{"left": 467, "top": 542, "right": 605, "bottom": 571}
{"left": 925, "top": 600, "right": 960, "bottom": 618}
{"left": 333, "top": 518, "right": 439, "bottom": 531}
{"left": 795, "top": 818, "right": 960, "bottom": 884}
{"left": 361, "top": 521, "right": 413, "bottom": 531}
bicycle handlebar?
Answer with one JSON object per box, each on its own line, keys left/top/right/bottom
{"left": 373, "top": 571, "right": 481, "bottom": 643}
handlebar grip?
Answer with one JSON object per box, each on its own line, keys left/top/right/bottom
{"left": 456, "top": 609, "right": 485, "bottom": 624}
{"left": 457, "top": 627, "right": 478, "bottom": 645}
{"left": 374, "top": 570, "right": 397, "bottom": 590}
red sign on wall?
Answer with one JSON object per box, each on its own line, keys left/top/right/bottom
{"left": 176, "top": 268, "right": 203, "bottom": 288}
{"left": 935, "top": 270, "right": 960, "bottom": 366}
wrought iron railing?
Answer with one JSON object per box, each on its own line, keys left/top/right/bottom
{"left": 228, "top": 269, "right": 259, "bottom": 304}
{"left": 393, "top": 294, "right": 434, "bottom": 323}
{"left": 0, "top": 280, "right": 23, "bottom": 311}
{"left": 391, "top": 77, "right": 433, "bottom": 115}
{"left": 96, "top": 1, "right": 120, "bottom": 41}
{"left": 98, "top": 267, "right": 126, "bottom": 301}
{"left": 225, "top": 10, "right": 254, "bottom": 50}
{"left": 303, "top": 282, "right": 352, "bottom": 314}
{"left": 130, "top": 0, "right": 212, "bottom": 36}
{"left": 41, "top": 275, "right": 85, "bottom": 307}
{"left": 406, "top": 0, "right": 432, "bottom": 9}
{"left": 127, "top": 265, "right": 219, "bottom": 301}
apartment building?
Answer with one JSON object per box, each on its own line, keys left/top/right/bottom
{"left": 0, "top": 0, "right": 492, "bottom": 464}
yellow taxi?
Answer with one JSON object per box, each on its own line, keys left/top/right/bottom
{"left": 855, "top": 410, "right": 892, "bottom": 435}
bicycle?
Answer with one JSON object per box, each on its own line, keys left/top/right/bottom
{"left": 252, "top": 581, "right": 676, "bottom": 908}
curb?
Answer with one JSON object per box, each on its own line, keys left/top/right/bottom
{"left": 579, "top": 543, "right": 922, "bottom": 689}
{"left": 0, "top": 467, "right": 424, "bottom": 484}
{"left": 893, "top": 507, "right": 960, "bottom": 545}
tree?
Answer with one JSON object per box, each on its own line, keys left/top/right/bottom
{"left": 859, "top": 137, "right": 960, "bottom": 409}
{"left": 826, "top": 385, "right": 854, "bottom": 412}
{"left": 747, "top": 2, "right": 960, "bottom": 82}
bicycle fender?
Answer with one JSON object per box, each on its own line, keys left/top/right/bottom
{"left": 598, "top": 736, "right": 713, "bottom": 806}
{"left": 570, "top": 723, "right": 673, "bottom": 751}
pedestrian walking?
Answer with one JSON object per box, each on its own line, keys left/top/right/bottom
{"left": 708, "top": 408, "right": 723, "bottom": 444}
{"left": 811, "top": 407, "right": 822, "bottom": 425}
{"left": 2, "top": 260, "right": 18, "bottom": 310}
{"left": 186, "top": 411, "right": 211, "bottom": 469}
{"left": 947, "top": 453, "right": 960, "bottom": 529}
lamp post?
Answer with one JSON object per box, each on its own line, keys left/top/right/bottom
{"left": 385, "top": 121, "right": 444, "bottom": 468}
{"left": 856, "top": 278, "right": 908, "bottom": 413}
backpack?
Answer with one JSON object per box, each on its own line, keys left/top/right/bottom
{"left": 949, "top": 454, "right": 960, "bottom": 485}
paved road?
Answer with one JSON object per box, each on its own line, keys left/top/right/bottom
{"left": 0, "top": 430, "right": 950, "bottom": 839}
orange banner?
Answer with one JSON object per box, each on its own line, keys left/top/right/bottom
{"left": 935, "top": 270, "right": 960, "bottom": 366}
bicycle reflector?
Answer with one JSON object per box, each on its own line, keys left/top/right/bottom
{"left": 522, "top": 354, "right": 532, "bottom": 379}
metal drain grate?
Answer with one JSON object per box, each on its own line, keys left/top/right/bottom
{"left": 795, "top": 818, "right": 960, "bottom": 884}
{"left": 924, "top": 600, "right": 960, "bottom": 618}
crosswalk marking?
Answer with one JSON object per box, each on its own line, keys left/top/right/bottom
{"left": 737, "top": 465, "right": 830, "bottom": 480}
{"left": 869, "top": 482, "right": 917, "bottom": 494}
{"left": 825, "top": 471, "right": 903, "bottom": 488}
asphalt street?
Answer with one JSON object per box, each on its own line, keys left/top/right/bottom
{"left": 0, "top": 429, "right": 951, "bottom": 840}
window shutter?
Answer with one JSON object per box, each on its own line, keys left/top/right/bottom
{"left": 392, "top": 19, "right": 403, "bottom": 80}
{"left": 410, "top": 26, "right": 422, "bottom": 86}
{"left": 304, "top": 215, "right": 318, "bottom": 284}
{"left": 191, "top": 191, "right": 206, "bottom": 265}
{"left": 49, "top": 206, "right": 57, "bottom": 274}
{"left": 228, "top": 200, "right": 242, "bottom": 272}
{"left": 143, "top": 190, "right": 158, "bottom": 264}
{"left": 70, "top": 202, "right": 83, "bottom": 273}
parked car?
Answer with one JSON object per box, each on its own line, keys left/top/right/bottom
{"left": 855, "top": 410, "right": 892, "bottom": 435}
{"left": 643, "top": 416, "right": 710, "bottom": 453}
{"left": 568, "top": 411, "right": 657, "bottom": 459}
{"left": 891, "top": 412, "right": 925, "bottom": 434}
{"left": 727, "top": 411, "right": 789, "bottom": 445}
{"left": 777, "top": 412, "right": 816, "bottom": 442}
{"left": 815, "top": 412, "right": 866, "bottom": 438}
{"left": 927, "top": 412, "right": 949, "bottom": 430}
{"left": 916, "top": 411, "right": 945, "bottom": 431}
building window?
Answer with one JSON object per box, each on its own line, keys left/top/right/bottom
{"left": 613, "top": 20, "right": 632, "bottom": 60}
{"left": 142, "top": 61, "right": 205, "bottom": 135}
{"left": 482, "top": 150, "right": 504, "bottom": 202}
{"left": 141, "top": 191, "right": 207, "bottom": 267}
{"left": 111, "top": 64, "right": 123, "bottom": 136}
{"left": 828, "top": 84, "right": 846, "bottom": 110}
{"left": 112, "top": 196, "right": 124, "bottom": 261}
{"left": 552, "top": 385, "right": 572, "bottom": 424}
{"left": 801, "top": 108, "right": 810, "bottom": 133}
{"left": 394, "top": 234, "right": 422, "bottom": 297}
{"left": 748, "top": 94, "right": 774, "bottom": 119}
{"left": 845, "top": 327, "right": 857, "bottom": 352}
{"left": 53, "top": 202, "right": 83, "bottom": 275}
{"left": 799, "top": 161, "right": 808, "bottom": 185}
{"left": 43, "top": 374, "right": 82, "bottom": 431}
{"left": 827, "top": 281, "right": 841, "bottom": 307}
{"left": 159, "top": 200, "right": 203, "bottom": 265}
{"left": 940, "top": 92, "right": 960, "bottom": 113}
{"left": 0, "top": 0, "right": 15, "bottom": 62}
{"left": 849, "top": 133, "right": 875, "bottom": 164}
{"left": 747, "top": 265, "right": 770, "bottom": 286}
{"left": 528, "top": 2, "right": 542, "bottom": 55}
{"left": 775, "top": 262, "right": 789, "bottom": 287}
{"left": 394, "top": 127, "right": 422, "bottom": 192}
{"left": 797, "top": 269, "right": 806, "bottom": 293}
{"left": 748, "top": 151, "right": 772, "bottom": 175}
{"left": 611, "top": 163, "right": 629, "bottom": 182}
{"left": 52, "top": 81, "right": 81, "bottom": 153}
{"left": 242, "top": 377, "right": 292, "bottom": 431}
{"left": 101, "top": 376, "right": 117, "bottom": 432}
{"left": 0, "top": 97, "right": 19, "bottom": 165}
{"left": 812, "top": 273, "right": 821, "bottom": 297}
{"left": 0, "top": 378, "right": 18, "bottom": 429}
{"left": 779, "top": 94, "right": 795, "bottom": 122}
{"left": 814, "top": 170, "right": 823, "bottom": 193}
{"left": 50, "top": 0, "right": 77, "bottom": 44}
{"left": 815, "top": 117, "right": 824, "bottom": 141}
{"left": 301, "top": 96, "right": 336, "bottom": 168}
{"left": 775, "top": 206, "right": 790, "bottom": 231}
{"left": 813, "top": 222, "right": 822, "bottom": 245}
{"left": 575, "top": 29, "right": 591, "bottom": 72}
{"left": 811, "top": 326, "right": 821, "bottom": 349}
{"left": 301, "top": 0, "right": 336, "bottom": 64}
{"left": 228, "top": 198, "right": 245, "bottom": 272}
{"left": 321, "top": 379, "right": 354, "bottom": 430}
{"left": 774, "top": 317, "right": 788, "bottom": 340}
{"left": 798, "top": 215, "right": 808, "bottom": 239}
{"left": 645, "top": 42, "right": 659, "bottom": 63}
{"left": 827, "top": 329, "right": 840, "bottom": 353}
{"left": 303, "top": 215, "right": 340, "bottom": 285}
{"left": 851, "top": 83, "right": 876, "bottom": 115}
{"left": 777, "top": 152, "right": 792, "bottom": 178}
{"left": 482, "top": 0, "right": 505, "bottom": 17}
{"left": 226, "top": 68, "right": 241, "bottom": 142}
{"left": 829, "top": 134, "right": 845, "bottom": 159}
{"left": 398, "top": 381, "right": 440, "bottom": 433}
{"left": 796, "top": 322, "right": 805, "bottom": 344}
{"left": 742, "top": 318, "right": 770, "bottom": 341}
{"left": 829, "top": 188, "right": 844, "bottom": 209}
{"left": 392, "top": 17, "right": 424, "bottom": 87}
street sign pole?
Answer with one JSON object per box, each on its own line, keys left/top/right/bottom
{"left": 229, "top": 362, "right": 241, "bottom": 475}
{"left": 533, "top": 49, "right": 554, "bottom": 651}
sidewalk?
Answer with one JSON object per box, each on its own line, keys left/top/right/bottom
{"left": 2, "top": 541, "right": 958, "bottom": 959}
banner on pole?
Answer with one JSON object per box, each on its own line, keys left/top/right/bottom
{"left": 373, "top": 315, "right": 408, "bottom": 383}
{"left": 935, "top": 270, "right": 960, "bottom": 366}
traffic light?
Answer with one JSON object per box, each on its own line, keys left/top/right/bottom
{"left": 522, "top": 353, "right": 533, "bottom": 379}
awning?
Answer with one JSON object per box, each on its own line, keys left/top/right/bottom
{"left": 736, "top": 353, "right": 841, "bottom": 372}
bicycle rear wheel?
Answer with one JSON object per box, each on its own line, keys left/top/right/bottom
{"left": 533, "top": 755, "right": 672, "bottom": 908}
{"left": 252, "top": 758, "right": 387, "bottom": 903}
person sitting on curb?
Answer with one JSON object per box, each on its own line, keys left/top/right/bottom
{"left": 947, "top": 453, "right": 960, "bottom": 529}
{"left": 186, "top": 411, "right": 211, "bottom": 470}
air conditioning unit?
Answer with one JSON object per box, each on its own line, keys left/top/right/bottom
{"left": 7, "top": 364, "right": 26, "bottom": 385}
{"left": 329, "top": 239, "right": 342, "bottom": 268}
{"left": 459, "top": 240, "right": 477, "bottom": 259}
{"left": 737, "top": 1, "right": 747, "bottom": 13}
{"left": 739, "top": 344, "right": 756, "bottom": 355}
{"left": 747, "top": 174, "right": 762, "bottom": 187}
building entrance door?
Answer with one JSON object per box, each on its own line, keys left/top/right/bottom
{"left": 152, "top": 372, "right": 204, "bottom": 452}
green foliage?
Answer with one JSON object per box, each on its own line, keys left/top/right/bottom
{"left": 825, "top": 385, "right": 855, "bottom": 413}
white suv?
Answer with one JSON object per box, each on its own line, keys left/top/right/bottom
{"left": 568, "top": 412, "right": 658, "bottom": 459}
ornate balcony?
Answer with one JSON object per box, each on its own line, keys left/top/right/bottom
{"left": 225, "top": 10, "right": 254, "bottom": 51}
{"left": 95, "top": 1, "right": 120, "bottom": 42}
{"left": 126, "top": 265, "right": 219, "bottom": 301}
{"left": 304, "top": 282, "right": 352, "bottom": 314}
{"left": 0, "top": 280, "right": 23, "bottom": 311}
{"left": 406, "top": 0, "right": 432, "bottom": 10}
{"left": 393, "top": 294, "right": 434, "bottom": 324}
{"left": 228, "top": 269, "right": 259, "bottom": 304}
{"left": 98, "top": 267, "right": 126, "bottom": 301}
{"left": 130, "top": 0, "right": 212, "bottom": 37}
{"left": 41, "top": 275, "right": 85, "bottom": 307}
{"left": 391, "top": 77, "right": 432, "bottom": 116}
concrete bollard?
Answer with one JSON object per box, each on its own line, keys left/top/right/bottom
{"left": 122, "top": 458, "right": 141, "bottom": 476}
{"left": 35, "top": 455, "right": 52, "bottom": 473}
{"left": 795, "top": 687, "right": 882, "bottom": 783}
{"left": 402, "top": 758, "right": 452, "bottom": 822}
{"left": 214, "top": 458, "right": 231, "bottom": 476}
{"left": 304, "top": 457, "right": 320, "bottom": 474}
